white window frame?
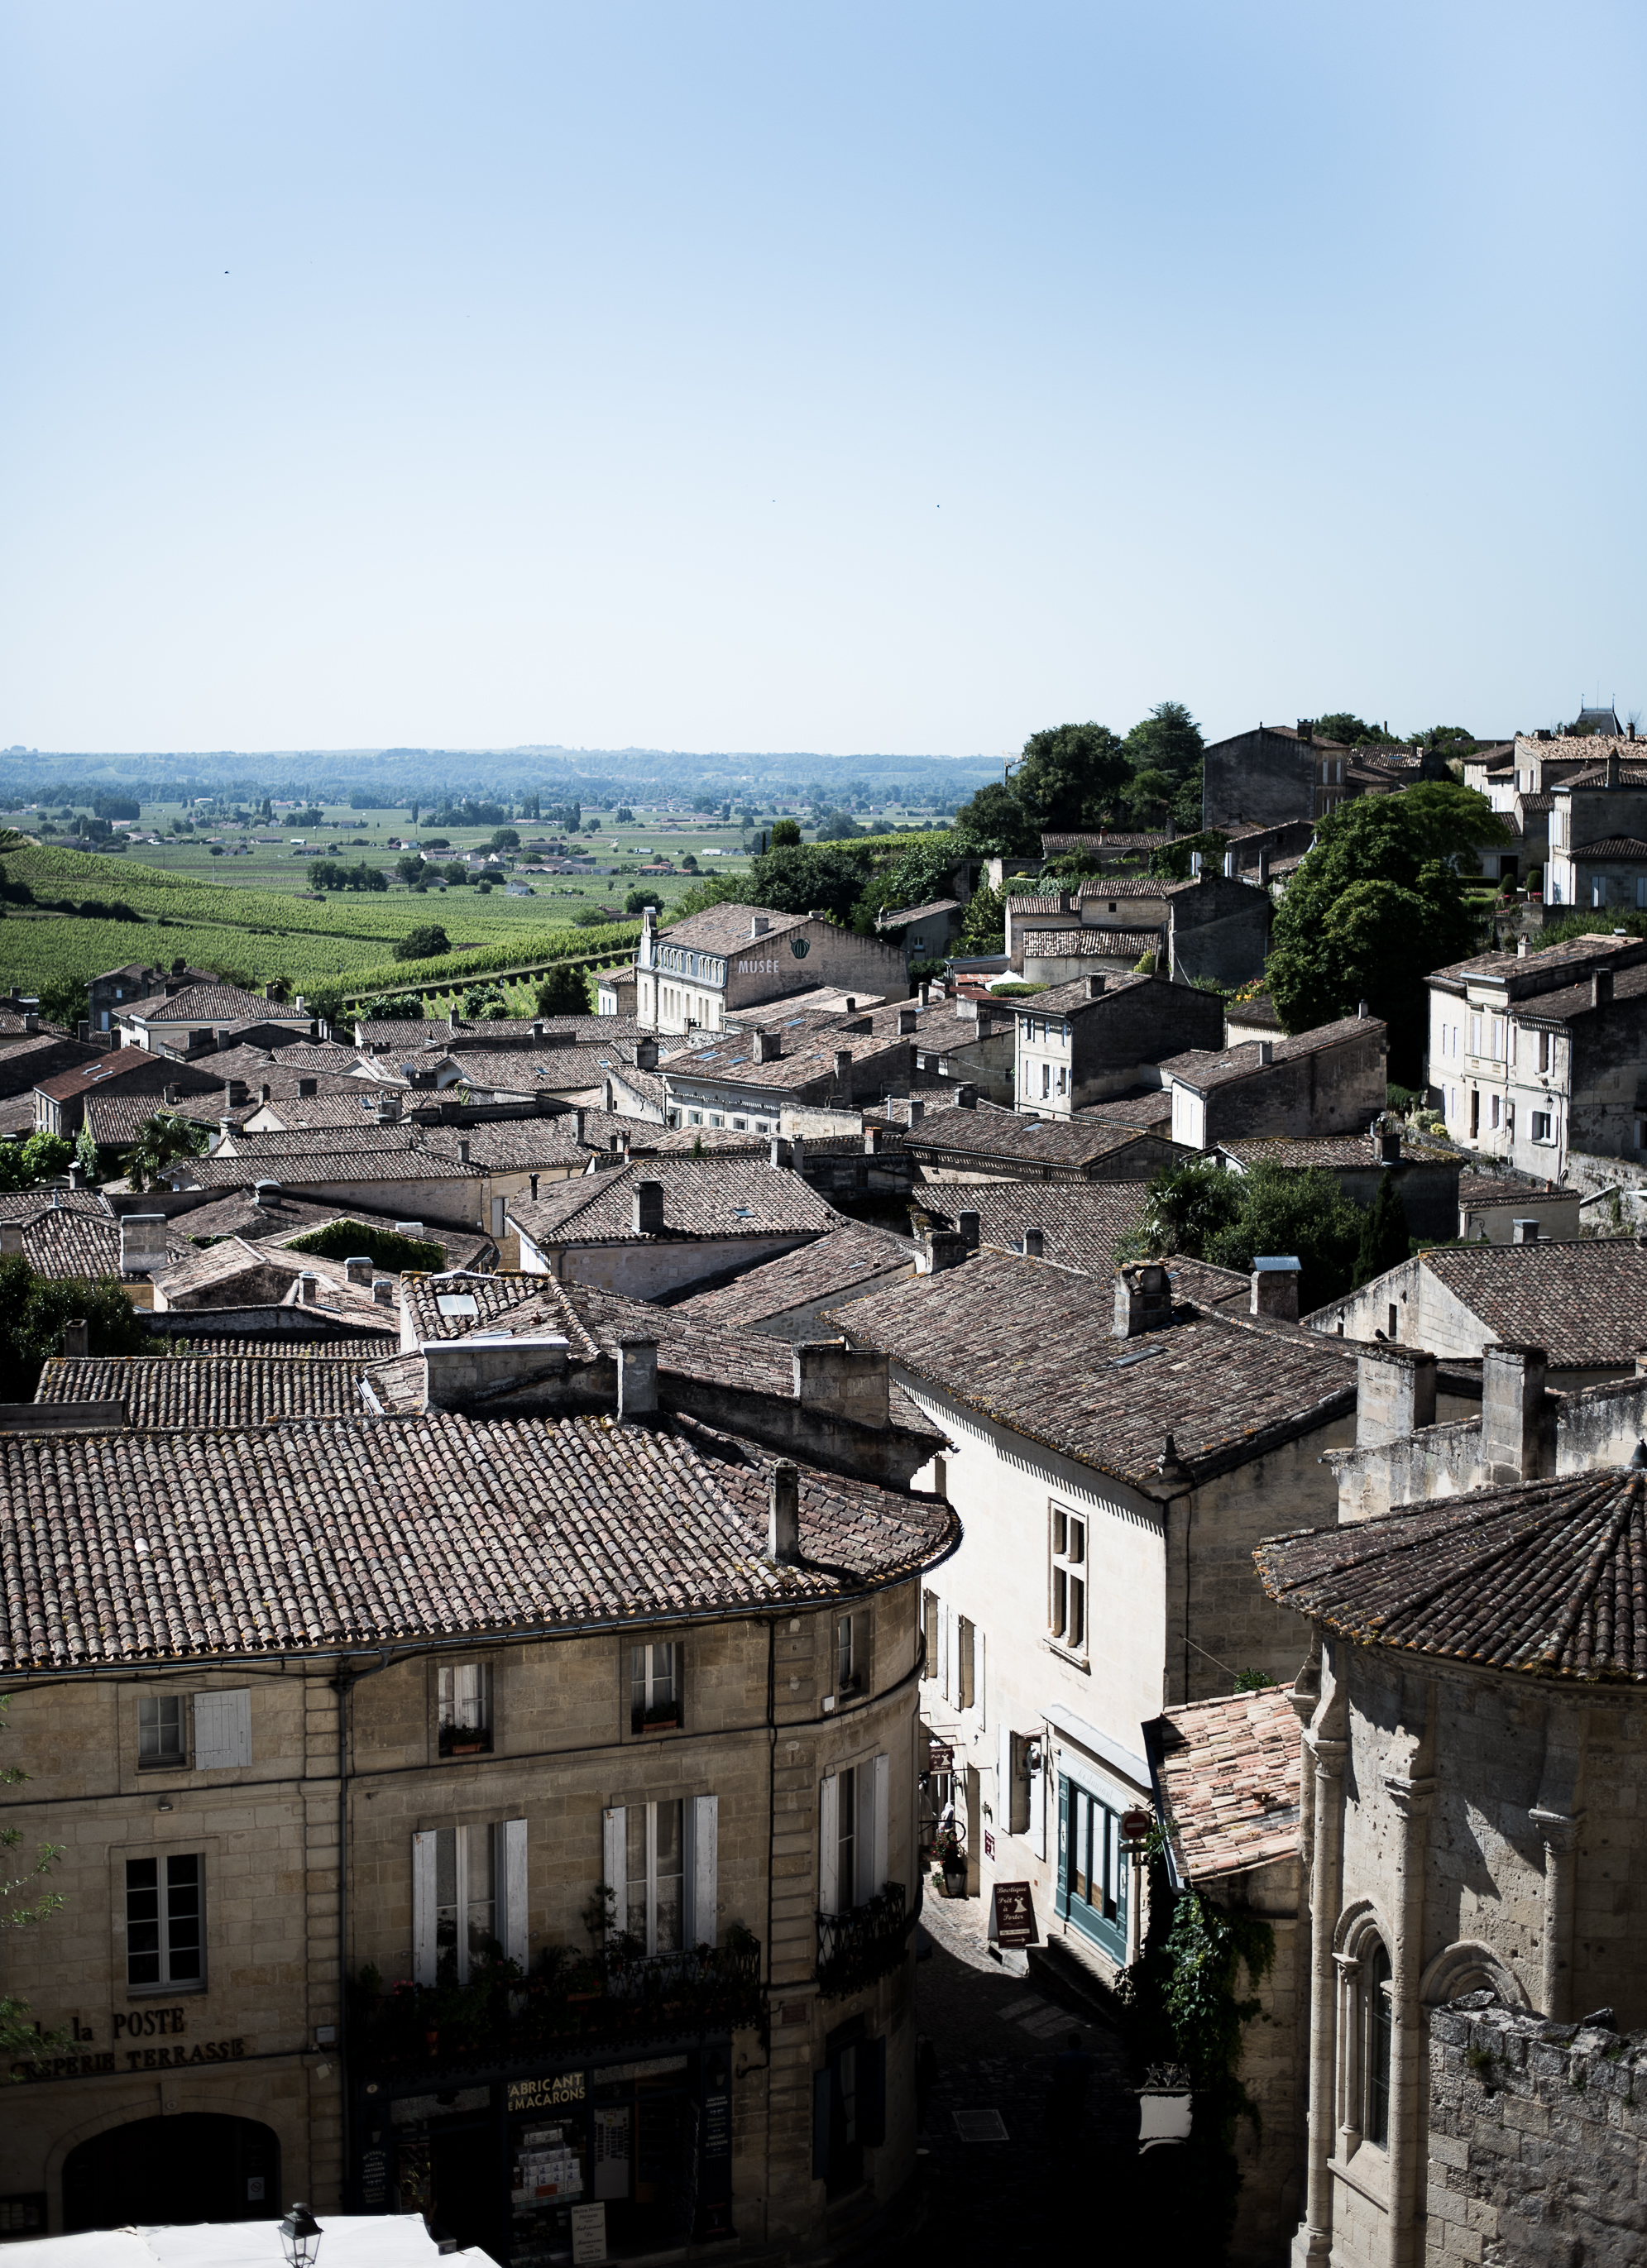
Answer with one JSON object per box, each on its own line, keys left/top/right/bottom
{"left": 601, "top": 1795, "right": 717, "bottom": 1954}
{"left": 413, "top": 1819, "right": 527, "bottom": 1983}
{"left": 818, "top": 1754, "right": 890, "bottom": 1916}
{"left": 630, "top": 1641, "right": 680, "bottom": 1734}
{"left": 438, "top": 1661, "right": 493, "bottom": 1758}
{"left": 1049, "top": 1503, "right": 1087, "bottom": 1655}
{"left": 125, "top": 1850, "right": 205, "bottom": 1992}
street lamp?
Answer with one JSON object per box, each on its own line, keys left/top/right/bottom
{"left": 278, "top": 2203, "right": 323, "bottom": 2268}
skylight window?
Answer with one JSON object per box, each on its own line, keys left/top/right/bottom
{"left": 435, "top": 1294, "right": 478, "bottom": 1318}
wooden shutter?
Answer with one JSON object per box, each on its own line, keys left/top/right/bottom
{"left": 687, "top": 1793, "right": 718, "bottom": 1948}
{"left": 499, "top": 1818, "right": 529, "bottom": 1969}
{"left": 859, "top": 2036, "right": 887, "bottom": 2147}
{"left": 601, "top": 1806, "right": 627, "bottom": 1936}
{"left": 957, "top": 1619, "right": 974, "bottom": 1711}
{"left": 818, "top": 1775, "right": 840, "bottom": 1916}
{"left": 412, "top": 1830, "right": 438, "bottom": 1985}
{"left": 938, "top": 1605, "right": 950, "bottom": 1700}
{"left": 871, "top": 1754, "right": 890, "bottom": 1901}
{"left": 193, "top": 1689, "right": 251, "bottom": 1771}
{"left": 997, "top": 1720, "right": 1013, "bottom": 1843}
{"left": 1028, "top": 1736, "right": 1046, "bottom": 1860}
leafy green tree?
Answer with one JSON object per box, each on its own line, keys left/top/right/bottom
{"left": 487, "top": 827, "right": 520, "bottom": 851}
{"left": 1202, "top": 1162, "right": 1365, "bottom": 1313}
{"left": 0, "top": 1257, "right": 150, "bottom": 1399}
{"left": 851, "top": 839, "right": 965, "bottom": 933}
{"left": 394, "top": 924, "right": 452, "bottom": 964}
{"left": 1124, "top": 699, "right": 1204, "bottom": 777}
{"left": 950, "top": 778, "right": 1041, "bottom": 855}
{"left": 1150, "top": 830, "right": 1228, "bottom": 882}
{"left": 0, "top": 1134, "right": 76, "bottom": 1194}
{"left": 768, "top": 818, "right": 802, "bottom": 848}
{"left": 460, "top": 983, "right": 510, "bottom": 1021}
{"left": 745, "top": 844, "right": 868, "bottom": 925}
{"left": 624, "top": 889, "right": 664, "bottom": 916}
{"left": 1116, "top": 1160, "right": 1245, "bottom": 1263}
{"left": 124, "top": 1112, "right": 208, "bottom": 1194}
{"left": 357, "top": 991, "right": 427, "bottom": 1021}
{"left": 1265, "top": 786, "right": 1505, "bottom": 1084}
{"left": 534, "top": 963, "right": 593, "bottom": 1016}
{"left": 1353, "top": 1172, "right": 1411, "bottom": 1287}
{"left": 395, "top": 854, "right": 428, "bottom": 885}
{"left": 955, "top": 882, "right": 1006, "bottom": 953}
{"left": 1309, "top": 712, "right": 1401, "bottom": 747}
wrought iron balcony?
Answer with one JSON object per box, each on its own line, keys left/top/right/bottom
{"left": 816, "top": 1883, "right": 912, "bottom": 2000}
{"left": 350, "top": 1934, "right": 763, "bottom": 2083}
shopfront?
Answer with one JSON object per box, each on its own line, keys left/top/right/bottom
{"left": 355, "top": 2041, "right": 735, "bottom": 2263}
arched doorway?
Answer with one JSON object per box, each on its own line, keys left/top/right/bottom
{"left": 63, "top": 2112, "right": 280, "bottom": 2232}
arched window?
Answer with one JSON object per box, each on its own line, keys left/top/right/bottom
{"left": 1365, "top": 1940, "right": 1393, "bottom": 2146}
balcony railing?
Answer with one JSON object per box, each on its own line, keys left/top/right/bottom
{"left": 816, "top": 1883, "right": 911, "bottom": 2001}
{"left": 351, "top": 1935, "right": 763, "bottom": 2082}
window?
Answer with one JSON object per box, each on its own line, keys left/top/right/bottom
{"left": 819, "top": 1755, "right": 890, "bottom": 1915}
{"left": 1593, "top": 879, "right": 1605, "bottom": 910}
{"left": 1049, "top": 1505, "right": 1085, "bottom": 1653}
{"left": 139, "top": 1696, "right": 186, "bottom": 1769}
{"left": 1365, "top": 1941, "right": 1393, "bottom": 2146}
{"left": 1058, "top": 1066, "right": 1068, "bottom": 1096}
{"left": 732, "top": 1117, "right": 746, "bottom": 1131}
{"left": 413, "top": 1819, "right": 527, "bottom": 1983}
{"left": 921, "top": 1591, "right": 938, "bottom": 1677}
{"left": 1469, "top": 1013, "right": 1482, "bottom": 1056}
{"left": 1056, "top": 1778, "right": 1128, "bottom": 1959}
{"left": 688, "top": 1110, "right": 702, "bottom": 1125}
{"left": 1489, "top": 1093, "right": 1501, "bottom": 1131}
{"left": 835, "top": 1614, "right": 858, "bottom": 1694}
{"left": 126, "top": 1854, "right": 203, "bottom": 1989}
{"left": 956, "top": 1615, "right": 976, "bottom": 1711}
{"left": 1041, "top": 1062, "right": 1051, "bottom": 1098}
{"left": 438, "top": 1663, "right": 493, "bottom": 1757}
{"left": 1538, "top": 1030, "right": 1553, "bottom": 1074}
{"left": 631, "top": 1642, "right": 680, "bottom": 1734}
{"left": 812, "top": 2026, "right": 886, "bottom": 2195}
{"left": 1532, "top": 1110, "right": 1554, "bottom": 1143}
{"left": 625, "top": 1801, "right": 683, "bottom": 1952}
{"left": 1387, "top": 1304, "right": 1399, "bottom": 1340}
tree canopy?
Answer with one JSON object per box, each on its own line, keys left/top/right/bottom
{"left": 745, "top": 844, "right": 868, "bottom": 926}
{"left": 1265, "top": 784, "right": 1505, "bottom": 1084}
{"left": 534, "top": 962, "right": 593, "bottom": 1016}
{"left": 1117, "top": 1156, "right": 1375, "bottom": 1313}
{"left": 395, "top": 924, "right": 451, "bottom": 963}
{"left": 956, "top": 704, "right": 1204, "bottom": 849}
{"left": 0, "top": 1258, "right": 150, "bottom": 1400}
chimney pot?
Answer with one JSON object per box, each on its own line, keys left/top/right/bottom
{"left": 844, "top": 998, "right": 856, "bottom": 1013}
{"left": 1249, "top": 1256, "right": 1302, "bottom": 1323}
{"left": 767, "top": 1461, "right": 802, "bottom": 1563}
{"left": 371, "top": 1276, "right": 395, "bottom": 1306}
{"left": 1113, "top": 1261, "right": 1172, "bottom": 1338}
{"left": 1022, "top": 1226, "right": 1044, "bottom": 1257}
{"left": 1378, "top": 1127, "right": 1402, "bottom": 1164}
{"left": 299, "top": 1270, "right": 321, "bottom": 1304}
{"left": 1516, "top": 937, "right": 1530, "bottom": 959}
{"left": 343, "top": 1255, "right": 374, "bottom": 1285}
{"left": 633, "top": 1179, "right": 665, "bottom": 1235}
{"left": 617, "top": 1337, "right": 659, "bottom": 1419}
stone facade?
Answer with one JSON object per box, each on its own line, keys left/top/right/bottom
{"left": 1008, "top": 974, "right": 1223, "bottom": 1117}
{"left": 636, "top": 907, "right": 907, "bottom": 1038}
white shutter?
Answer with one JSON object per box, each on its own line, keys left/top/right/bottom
{"left": 412, "top": 1830, "right": 438, "bottom": 1985}
{"left": 193, "top": 1688, "right": 251, "bottom": 1771}
{"left": 601, "top": 1806, "right": 627, "bottom": 1935}
{"left": 1028, "top": 1740, "right": 1046, "bottom": 1861}
{"left": 818, "top": 1775, "right": 840, "bottom": 1916}
{"left": 499, "top": 1818, "right": 529, "bottom": 1969}
{"left": 998, "top": 1720, "right": 1012, "bottom": 1844}
{"left": 871, "top": 1753, "right": 890, "bottom": 1901}
{"left": 687, "top": 1793, "right": 718, "bottom": 1947}
{"left": 938, "top": 1605, "right": 951, "bottom": 1701}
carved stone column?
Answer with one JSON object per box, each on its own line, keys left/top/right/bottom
{"left": 1384, "top": 1772, "right": 1437, "bottom": 2268}
{"left": 1530, "top": 1807, "right": 1582, "bottom": 2022}
{"left": 1295, "top": 1734, "right": 1347, "bottom": 2267}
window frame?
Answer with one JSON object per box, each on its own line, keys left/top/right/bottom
{"left": 630, "top": 1640, "right": 682, "bottom": 1734}
{"left": 625, "top": 1797, "right": 685, "bottom": 1956}
{"left": 1056, "top": 1774, "right": 1127, "bottom": 1960}
{"left": 137, "top": 1693, "right": 188, "bottom": 1772}
{"left": 437, "top": 1660, "right": 495, "bottom": 1759}
{"left": 125, "top": 1851, "right": 205, "bottom": 1993}
{"left": 1048, "top": 1502, "right": 1087, "bottom": 1657}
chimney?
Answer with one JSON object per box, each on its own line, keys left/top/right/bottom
{"left": 60, "top": 1318, "right": 89, "bottom": 1358}
{"left": 898, "top": 1007, "right": 918, "bottom": 1034}
{"left": 906, "top": 1098, "right": 925, "bottom": 1127}
{"left": 1606, "top": 749, "right": 1622, "bottom": 788}
{"left": 532, "top": 1019, "right": 546, "bottom": 1040}
{"left": 0, "top": 1224, "right": 22, "bottom": 1258}
{"left": 755, "top": 1030, "right": 783, "bottom": 1062}
{"left": 1355, "top": 1348, "right": 1438, "bottom": 1447}
{"left": 1085, "top": 974, "right": 1106, "bottom": 1000}
{"left": 843, "top": 998, "right": 856, "bottom": 1013}
{"left": 634, "top": 1037, "right": 658, "bottom": 1070}
{"left": 344, "top": 1256, "right": 373, "bottom": 1286}
{"left": 921, "top": 1230, "right": 970, "bottom": 1273}
{"left": 617, "top": 1337, "right": 659, "bottom": 1419}
{"left": 633, "top": 1179, "right": 665, "bottom": 1234}
{"left": 1022, "top": 1227, "right": 1044, "bottom": 1257}
{"left": 254, "top": 1178, "right": 282, "bottom": 1205}
{"left": 263, "top": 979, "right": 282, "bottom": 1001}
{"left": 259, "top": 1083, "right": 272, "bottom": 1104}
{"left": 1249, "top": 1256, "right": 1302, "bottom": 1322}
{"left": 371, "top": 1277, "right": 395, "bottom": 1306}
{"left": 423, "top": 1332, "right": 569, "bottom": 1409}
{"left": 1511, "top": 1218, "right": 1539, "bottom": 1245}
{"left": 529, "top": 1173, "right": 539, "bottom": 1201}
{"left": 1223, "top": 850, "right": 1237, "bottom": 878}
{"left": 448, "top": 1007, "right": 461, "bottom": 1032}
{"left": 299, "top": 1078, "right": 317, "bottom": 1098}
{"left": 120, "top": 1213, "right": 171, "bottom": 1277}
{"left": 1297, "top": 718, "right": 1314, "bottom": 744}
{"left": 768, "top": 1134, "right": 792, "bottom": 1169}
{"left": 1482, "top": 1342, "right": 1549, "bottom": 1482}
{"left": 299, "top": 1271, "right": 322, "bottom": 1304}
{"left": 1256, "top": 1040, "right": 1273, "bottom": 1065}
{"left": 66, "top": 1162, "right": 84, "bottom": 1191}
{"left": 1190, "top": 852, "right": 1203, "bottom": 877}
{"left": 750, "top": 916, "right": 769, "bottom": 937}
{"left": 1357, "top": 1000, "right": 1369, "bottom": 1019}
{"left": 162, "top": 1083, "right": 180, "bottom": 1106}
{"left": 957, "top": 1209, "right": 980, "bottom": 1251}
{"left": 767, "top": 1461, "right": 802, "bottom": 1563}
{"left": 795, "top": 1342, "right": 891, "bottom": 1428}
{"left": 954, "top": 1083, "right": 978, "bottom": 1109}
{"left": 457, "top": 1136, "right": 470, "bottom": 1163}
{"left": 1257, "top": 850, "right": 1271, "bottom": 884}
{"left": 224, "top": 1079, "right": 248, "bottom": 1108}
{"left": 1378, "top": 1126, "right": 1402, "bottom": 1165}
{"left": 217, "top": 1113, "right": 235, "bottom": 1142}
{"left": 1516, "top": 937, "right": 1529, "bottom": 959}
{"left": 1592, "top": 968, "right": 1614, "bottom": 1008}
{"left": 833, "top": 1049, "right": 853, "bottom": 1086}
{"left": 1113, "top": 1262, "right": 1172, "bottom": 1338}
{"left": 394, "top": 1221, "right": 424, "bottom": 1237}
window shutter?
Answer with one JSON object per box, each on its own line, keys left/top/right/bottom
{"left": 997, "top": 1720, "right": 1012, "bottom": 1841}
{"left": 859, "top": 2036, "right": 887, "bottom": 2148}
{"left": 601, "top": 1806, "right": 627, "bottom": 1933}
{"left": 812, "top": 2067, "right": 832, "bottom": 2180}
{"left": 957, "top": 1618, "right": 974, "bottom": 1711}
{"left": 499, "top": 1818, "right": 529, "bottom": 1969}
{"left": 1028, "top": 1737, "right": 1046, "bottom": 1857}
{"left": 818, "top": 1775, "right": 840, "bottom": 1916}
{"left": 938, "top": 1605, "right": 951, "bottom": 1701}
{"left": 412, "top": 1830, "right": 438, "bottom": 1985}
{"left": 871, "top": 1753, "right": 890, "bottom": 1901}
{"left": 193, "top": 1689, "right": 251, "bottom": 1771}
{"left": 687, "top": 1793, "right": 718, "bottom": 1948}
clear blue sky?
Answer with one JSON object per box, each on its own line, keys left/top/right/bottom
{"left": 2, "top": 2, "right": 1641, "bottom": 757}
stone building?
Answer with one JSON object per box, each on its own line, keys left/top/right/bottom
{"left": 1004, "top": 869, "right": 1271, "bottom": 990}
{"left": 0, "top": 1385, "right": 953, "bottom": 2252}
{"left": 898, "top": 1099, "right": 1190, "bottom": 1185}
{"left": 1004, "top": 972, "right": 1223, "bottom": 1118}
{"left": 634, "top": 906, "right": 907, "bottom": 1038}
{"left": 1161, "top": 1012, "right": 1389, "bottom": 1151}
{"left": 1214, "top": 1128, "right": 1463, "bottom": 1243}
{"left": 1201, "top": 722, "right": 1429, "bottom": 832}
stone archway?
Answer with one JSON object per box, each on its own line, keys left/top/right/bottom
{"left": 62, "top": 2111, "right": 280, "bottom": 2232}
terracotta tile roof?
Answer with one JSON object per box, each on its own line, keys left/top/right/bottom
{"left": 418, "top": 1124, "right": 591, "bottom": 1172}
{"left": 727, "top": 987, "right": 891, "bottom": 1025}
{"left": 1161, "top": 1015, "right": 1387, "bottom": 1094}
{"left": 1040, "top": 831, "right": 1170, "bottom": 854}
{"left": 401, "top": 1271, "right": 601, "bottom": 1358}
{"left": 0, "top": 1037, "right": 100, "bottom": 1103}
{"left": 664, "top": 1031, "right": 912, "bottom": 1097}
{"left": 675, "top": 1223, "right": 914, "bottom": 1325}
{"left": 0, "top": 1411, "right": 956, "bottom": 1667}
{"left": 1520, "top": 963, "right": 1647, "bottom": 1023}
{"left": 659, "top": 901, "right": 809, "bottom": 950}
{"left": 878, "top": 897, "right": 961, "bottom": 926}
{"left": 637, "top": 1127, "right": 772, "bottom": 1155}
{"left": 122, "top": 983, "right": 312, "bottom": 1024}
{"left": 1414, "top": 1239, "right": 1647, "bottom": 1369}
{"left": 1151, "top": 1687, "right": 1302, "bottom": 1880}
{"left": 35, "top": 1353, "right": 374, "bottom": 1425}
{"left": 1218, "top": 1134, "right": 1458, "bottom": 1169}
{"left": 0, "top": 1010, "right": 68, "bottom": 1039}
{"left": 1019, "top": 931, "right": 1162, "bottom": 960}
{"left": 1084, "top": 1089, "right": 1173, "bottom": 1131}
{"left": 33, "top": 1048, "right": 174, "bottom": 1104}
{"left": 1429, "top": 934, "right": 1647, "bottom": 988}
{"left": 240, "top": 1088, "right": 415, "bottom": 1132}
{"left": 1454, "top": 1178, "right": 1567, "bottom": 1208}
{"left": 83, "top": 1095, "right": 223, "bottom": 1147}
{"left": 1256, "top": 1460, "right": 1647, "bottom": 1681}
{"left": 172, "top": 1191, "right": 492, "bottom": 1269}
{"left": 911, "top": 1183, "right": 1148, "bottom": 1270}
{"left": 830, "top": 1250, "right": 1356, "bottom": 1490}
{"left": 356, "top": 1016, "right": 649, "bottom": 1049}
{"left": 191, "top": 1041, "right": 364, "bottom": 1083}
{"left": 151, "top": 1329, "right": 399, "bottom": 1357}
{"left": 1002, "top": 973, "right": 1156, "bottom": 1017}
{"left": 431, "top": 1047, "right": 630, "bottom": 1095}
{"left": 13, "top": 1208, "right": 189, "bottom": 1280}
{"left": 511, "top": 1157, "right": 840, "bottom": 1246}
{"left": 154, "top": 1237, "right": 390, "bottom": 1320}
{"left": 0, "top": 1189, "right": 110, "bottom": 1225}
{"left": 1573, "top": 835, "right": 1647, "bottom": 860}
{"left": 902, "top": 1107, "right": 1184, "bottom": 1175}
{"left": 167, "top": 1146, "right": 476, "bottom": 1192}
{"left": 1517, "top": 792, "right": 1554, "bottom": 813}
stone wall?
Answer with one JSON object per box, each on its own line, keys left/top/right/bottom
{"left": 1428, "top": 1996, "right": 1647, "bottom": 2266}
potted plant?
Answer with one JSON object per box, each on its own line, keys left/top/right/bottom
{"left": 935, "top": 1823, "right": 966, "bottom": 1897}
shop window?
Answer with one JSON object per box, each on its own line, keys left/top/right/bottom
{"left": 630, "top": 1642, "right": 681, "bottom": 1734}
{"left": 1049, "top": 1505, "right": 1085, "bottom": 1653}
{"left": 126, "top": 1853, "right": 203, "bottom": 1990}
{"left": 412, "top": 1820, "right": 527, "bottom": 1983}
{"left": 818, "top": 1754, "right": 889, "bottom": 1916}
{"left": 138, "top": 1695, "right": 186, "bottom": 1770}
{"left": 438, "top": 1662, "right": 493, "bottom": 1758}
{"left": 1056, "top": 1778, "right": 1127, "bottom": 1959}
